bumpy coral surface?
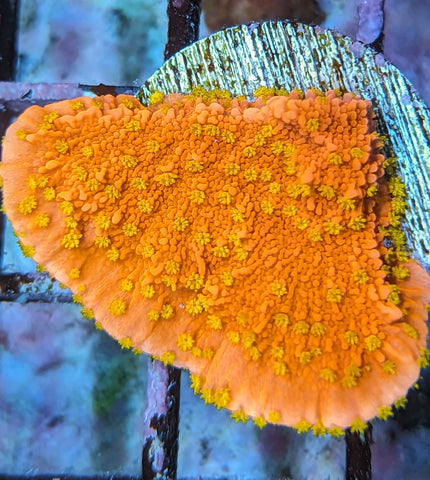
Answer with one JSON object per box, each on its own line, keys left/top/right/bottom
{"left": 1, "top": 88, "right": 430, "bottom": 433}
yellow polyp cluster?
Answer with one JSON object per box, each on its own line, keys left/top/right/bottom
{"left": 376, "top": 405, "right": 393, "bottom": 420}
{"left": 148, "top": 90, "right": 165, "bottom": 106}
{"left": 350, "top": 418, "right": 368, "bottom": 434}
{"left": 34, "top": 214, "right": 50, "bottom": 228}
{"left": 326, "top": 286, "right": 343, "bottom": 303}
{"left": 69, "top": 268, "right": 80, "bottom": 279}
{"left": 231, "top": 409, "right": 249, "bottom": 423}
{"left": 80, "top": 307, "right": 94, "bottom": 320}
{"left": 3, "top": 89, "right": 430, "bottom": 435}
{"left": 16, "top": 129, "right": 29, "bottom": 140}
{"left": 364, "top": 335, "right": 382, "bottom": 351}
{"left": 394, "top": 396, "right": 407, "bottom": 409}
{"left": 253, "top": 417, "right": 267, "bottom": 429}
{"left": 72, "top": 167, "right": 88, "bottom": 180}
{"left": 119, "top": 337, "right": 133, "bottom": 349}
{"left": 61, "top": 232, "right": 82, "bottom": 249}
{"left": 418, "top": 348, "right": 430, "bottom": 368}
{"left": 177, "top": 333, "right": 194, "bottom": 351}
{"left": 160, "top": 351, "right": 175, "bottom": 365}
{"left": 72, "top": 293, "right": 83, "bottom": 304}
{"left": 294, "top": 420, "right": 312, "bottom": 434}
{"left": 18, "top": 195, "right": 37, "bottom": 215}
{"left": 39, "top": 111, "right": 59, "bottom": 130}
{"left": 18, "top": 241, "right": 35, "bottom": 258}
{"left": 312, "top": 420, "right": 328, "bottom": 437}
{"left": 109, "top": 298, "right": 127, "bottom": 316}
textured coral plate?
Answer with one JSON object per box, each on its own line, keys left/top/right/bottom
{"left": 139, "top": 20, "right": 430, "bottom": 270}
{"left": 1, "top": 21, "right": 430, "bottom": 435}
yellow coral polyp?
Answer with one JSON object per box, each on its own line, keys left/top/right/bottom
{"left": 418, "top": 348, "right": 430, "bottom": 368}
{"left": 306, "top": 118, "right": 321, "bottom": 132}
{"left": 327, "top": 152, "right": 343, "bottom": 165}
{"left": 161, "top": 304, "right": 174, "bottom": 319}
{"left": 148, "top": 310, "right": 160, "bottom": 322}
{"left": 212, "top": 245, "right": 230, "bottom": 257}
{"left": 242, "top": 146, "right": 256, "bottom": 158}
{"left": 326, "top": 285, "right": 343, "bottom": 303}
{"left": 18, "top": 242, "right": 35, "bottom": 258}
{"left": 320, "top": 368, "right": 337, "bottom": 383}
{"left": 377, "top": 405, "right": 393, "bottom": 420}
{"left": 131, "top": 177, "right": 147, "bottom": 190}
{"left": 80, "top": 307, "right": 94, "bottom": 320}
{"left": 350, "top": 418, "right": 368, "bottom": 434}
{"left": 231, "top": 410, "right": 249, "bottom": 423}
{"left": 82, "top": 146, "right": 94, "bottom": 158}
{"left": 95, "top": 236, "right": 111, "bottom": 248}
{"left": 54, "top": 138, "right": 69, "bottom": 154}
{"left": 189, "top": 189, "right": 205, "bottom": 204}
{"left": 230, "top": 209, "right": 244, "bottom": 223}
{"left": 160, "top": 351, "right": 175, "bottom": 365}
{"left": 121, "top": 155, "right": 138, "bottom": 168}
{"left": 185, "top": 296, "right": 207, "bottom": 315}
{"left": 165, "top": 259, "right": 180, "bottom": 275}
{"left": 318, "top": 184, "right": 336, "bottom": 199}
{"left": 194, "top": 232, "right": 211, "bottom": 245}
{"left": 253, "top": 417, "right": 267, "bottom": 429}
{"left": 141, "top": 284, "right": 155, "bottom": 299}
{"left": 352, "top": 269, "right": 370, "bottom": 285}
{"left": 16, "top": 129, "right": 29, "bottom": 140}
{"left": 148, "top": 90, "right": 165, "bottom": 105}
{"left": 173, "top": 217, "right": 189, "bottom": 232}
{"left": 156, "top": 172, "right": 177, "bottom": 186}
{"left": 344, "top": 331, "right": 359, "bottom": 346}
{"left": 106, "top": 247, "right": 119, "bottom": 262}
{"left": 244, "top": 168, "right": 258, "bottom": 181}
{"left": 137, "top": 199, "right": 153, "bottom": 214}
{"left": 18, "top": 195, "right": 37, "bottom": 215}
{"left": 293, "top": 321, "right": 310, "bottom": 335}
{"left": 120, "top": 279, "right": 133, "bottom": 292}
{"left": 364, "top": 334, "right": 382, "bottom": 352}
{"left": 294, "top": 419, "right": 312, "bottom": 434}
{"left": 273, "top": 313, "right": 290, "bottom": 327}
{"left": 218, "top": 191, "right": 232, "bottom": 205}
{"left": 268, "top": 410, "right": 281, "bottom": 424}
{"left": 224, "top": 162, "right": 240, "bottom": 176}
{"left": 125, "top": 119, "right": 141, "bottom": 131}
{"left": 60, "top": 201, "right": 74, "bottom": 215}
{"left": 312, "top": 420, "right": 328, "bottom": 437}
{"left": 186, "top": 273, "right": 204, "bottom": 291}
{"left": 177, "top": 333, "right": 194, "bottom": 351}
{"left": 70, "top": 100, "right": 83, "bottom": 111}
{"left": 382, "top": 360, "right": 397, "bottom": 374}
{"left": 271, "top": 280, "right": 287, "bottom": 297}
{"left": 122, "top": 223, "right": 139, "bottom": 237}
{"left": 350, "top": 147, "right": 365, "bottom": 159}
{"left": 69, "top": 268, "right": 80, "bottom": 279}
{"left": 119, "top": 337, "right": 133, "bottom": 349}
{"left": 34, "top": 214, "right": 50, "bottom": 228}
{"left": 260, "top": 200, "right": 274, "bottom": 215}
{"left": 62, "top": 232, "right": 82, "bottom": 249}
{"left": 388, "top": 177, "right": 406, "bottom": 197}
{"left": 109, "top": 299, "right": 127, "bottom": 317}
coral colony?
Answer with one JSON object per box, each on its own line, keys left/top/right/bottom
{"left": 1, "top": 87, "right": 430, "bottom": 436}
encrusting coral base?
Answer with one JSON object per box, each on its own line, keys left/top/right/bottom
{"left": 1, "top": 87, "right": 430, "bottom": 435}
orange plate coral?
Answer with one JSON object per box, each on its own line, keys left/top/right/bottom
{"left": 1, "top": 89, "right": 430, "bottom": 433}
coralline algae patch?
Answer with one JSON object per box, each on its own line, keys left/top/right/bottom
{"left": 1, "top": 88, "right": 430, "bottom": 433}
